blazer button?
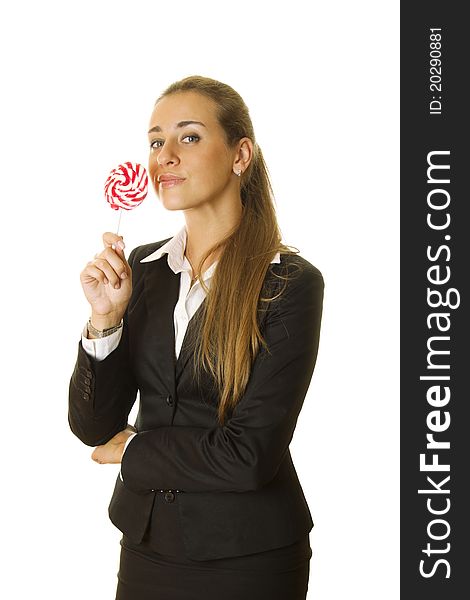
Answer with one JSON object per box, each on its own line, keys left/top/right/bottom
{"left": 166, "top": 395, "right": 173, "bottom": 406}
{"left": 164, "top": 491, "right": 175, "bottom": 503}
{"left": 82, "top": 392, "right": 90, "bottom": 401}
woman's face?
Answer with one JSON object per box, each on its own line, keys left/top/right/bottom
{"left": 148, "top": 91, "right": 237, "bottom": 212}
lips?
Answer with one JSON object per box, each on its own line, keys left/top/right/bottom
{"left": 157, "top": 175, "right": 186, "bottom": 189}
{"left": 158, "top": 174, "right": 185, "bottom": 183}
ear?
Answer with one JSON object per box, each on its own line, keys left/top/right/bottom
{"left": 233, "top": 137, "right": 254, "bottom": 174}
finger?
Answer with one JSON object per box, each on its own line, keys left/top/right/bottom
{"left": 102, "top": 232, "right": 125, "bottom": 251}
{"left": 83, "top": 262, "right": 109, "bottom": 285}
{"left": 100, "top": 246, "right": 131, "bottom": 281}
{"left": 113, "top": 243, "right": 130, "bottom": 266}
{"left": 89, "top": 257, "right": 122, "bottom": 288}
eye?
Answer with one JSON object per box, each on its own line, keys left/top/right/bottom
{"left": 182, "top": 134, "right": 200, "bottom": 143}
{"left": 150, "top": 139, "right": 163, "bottom": 150}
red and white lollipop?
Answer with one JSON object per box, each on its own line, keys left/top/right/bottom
{"left": 104, "top": 161, "right": 148, "bottom": 233}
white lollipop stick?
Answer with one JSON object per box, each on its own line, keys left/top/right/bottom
{"left": 116, "top": 209, "right": 123, "bottom": 236}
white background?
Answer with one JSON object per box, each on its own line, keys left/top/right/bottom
{"left": 1, "top": 1, "right": 399, "bottom": 598}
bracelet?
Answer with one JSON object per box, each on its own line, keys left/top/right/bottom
{"left": 87, "top": 318, "right": 123, "bottom": 338}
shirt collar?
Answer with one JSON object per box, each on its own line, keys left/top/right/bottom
{"left": 140, "top": 225, "right": 281, "bottom": 280}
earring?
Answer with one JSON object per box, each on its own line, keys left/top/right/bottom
{"left": 235, "top": 169, "right": 242, "bottom": 177}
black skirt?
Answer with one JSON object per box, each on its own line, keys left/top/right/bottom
{"left": 114, "top": 490, "right": 312, "bottom": 600}
{"left": 115, "top": 494, "right": 312, "bottom": 600}
{"left": 116, "top": 533, "right": 312, "bottom": 600}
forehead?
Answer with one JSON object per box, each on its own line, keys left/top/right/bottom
{"left": 148, "top": 91, "right": 218, "bottom": 130}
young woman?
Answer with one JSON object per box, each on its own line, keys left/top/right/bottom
{"left": 69, "top": 75, "right": 324, "bottom": 600}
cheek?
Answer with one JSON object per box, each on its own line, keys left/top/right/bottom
{"left": 148, "top": 157, "right": 158, "bottom": 184}
{"left": 198, "top": 147, "right": 230, "bottom": 181}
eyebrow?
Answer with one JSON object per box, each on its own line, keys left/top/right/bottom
{"left": 148, "top": 120, "right": 207, "bottom": 134}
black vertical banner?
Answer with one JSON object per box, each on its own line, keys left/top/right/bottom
{"left": 401, "top": 3, "right": 469, "bottom": 599}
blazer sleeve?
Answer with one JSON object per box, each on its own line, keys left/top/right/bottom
{"left": 120, "top": 260, "right": 325, "bottom": 493}
{"left": 68, "top": 247, "right": 139, "bottom": 447}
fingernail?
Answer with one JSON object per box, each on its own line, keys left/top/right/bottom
{"left": 104, "top": 278, "right": 109, "bottom": 285}
{"left": 117, "top": 241, "right": 125, "bottom": 250}
{"left": 120, "top": 272, "right": 127, "bottom": 279}
{"left": 114, "top": 283, "right": 120, "bottom": 289}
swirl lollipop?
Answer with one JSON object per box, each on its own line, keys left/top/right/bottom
{"left": 104, "top": 161, "right": 148, "bottom": 234}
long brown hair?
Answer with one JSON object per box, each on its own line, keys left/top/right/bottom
{"left": 155, "top": 75, "right": 301, "bottom": 425}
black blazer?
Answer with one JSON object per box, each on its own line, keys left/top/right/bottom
{"left": 68, "top": 238, "right": 324, "bottom": 561}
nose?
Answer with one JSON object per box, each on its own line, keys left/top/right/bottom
{"left": 156, "top": 139, "right": 180, "bottom": 167}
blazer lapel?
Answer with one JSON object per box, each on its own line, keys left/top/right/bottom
{"left": 175, "top": 300, "right": 206, "bottom": 381}
{"left": 142, "top": 258, "right": 207, "bottom": 391}
{"left": 143, "top": 259, "right": 179, "bottom": 398}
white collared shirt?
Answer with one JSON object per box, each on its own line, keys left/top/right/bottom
{"left": 80, "top": 225, "right": 281, "bottom": 478}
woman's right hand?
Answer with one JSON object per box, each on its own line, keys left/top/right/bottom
{"left": 80, "top": 232, "right": 132, "bottom": 328}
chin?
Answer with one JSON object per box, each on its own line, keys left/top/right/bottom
{"left": 159, "top": 194, "right": 193, "bottom": 211}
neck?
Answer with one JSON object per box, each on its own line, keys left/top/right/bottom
{"left": 183, "top": 196, "right": 243, "bottom": 275}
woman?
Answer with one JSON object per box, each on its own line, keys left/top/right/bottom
{"left": 68, "top": 75, "right": 324, "bottom": 600}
